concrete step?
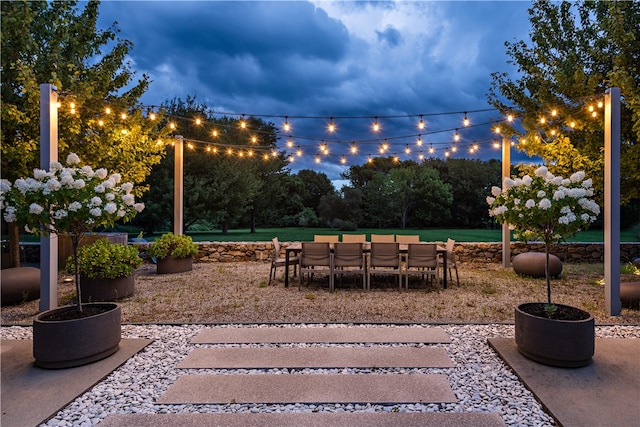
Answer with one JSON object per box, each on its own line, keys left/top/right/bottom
{"left": 99, "top": 412, "right": 506, "bottom": 427}
{"left": 157, "top": 373, "right": 456, "bottom": 404}
{"left": 178, "top": 346, "right": 453, "bottom": 369}
{"left": 192, "top": 326, "right": 451, "bottom": 344}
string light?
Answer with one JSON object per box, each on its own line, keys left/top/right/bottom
{"left": 453, "top": 129, "right": 460, "bottom": 142}
{"left": 195, "top": 118, "right": 201, "bottom": 125}
{"left": 418, "top": 115, "right": 425, "bottom": 130}
{"left": 372, "top": 117, "right": 380, "bottom": 132}
{"left": 429, "top": 145, "right": 434, "bottom": 154}
{"left": 212, "top": 129, "right": 218, "bottom": 137}
{"left": 327, "top": 118, "right": 336, "bottom": 133}
{"left": 463, "top": 113, "right": 469, "bottom": 126}
{"left": 283, "top": 116, "right": 291, "bottom": 132}
{"left": 105, "top": 107, "right": 111, "bottom": 115}
{"left": 350, "top": 143, "right": 358, "bottom": 154}
{"left": 405, "top": 145, "right": 411, "bottom": 154}
{"left": 416, "top": 135, "right": 423, "bottom": 146}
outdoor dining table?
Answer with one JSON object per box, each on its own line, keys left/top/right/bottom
{"left": 284, "top": 242, "right": 448, "bottom": 289}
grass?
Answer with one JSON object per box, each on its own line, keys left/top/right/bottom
{"left": 145, "top": 227, "right": 639, "bottom": 243}
{"left": 11, "top": 226, "right": 638, "bottom": 243}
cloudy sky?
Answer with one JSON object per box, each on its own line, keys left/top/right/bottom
{"left": 97, "top": 1, "right": 534, "bottom": 183}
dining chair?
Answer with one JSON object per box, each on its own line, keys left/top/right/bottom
{"left": 269, "top": 237, "right": 299, "bottom": 286}
{"left": 405, "top": 243, "right": 439, "bottom": 290}
{"left": 332, "top": 242, "right": 367, "bottom": 290}
{"left": 395, "top": 235, "right": 420, "bottom": 243}
{"left": 299, "top": 242, "right": 333, "bottom": 291}
{"left": 341, "top": 234, "right": 367, "bottom": 243}
{"left": 314, "top": 235, "right": 340, "bottom": 243}
{"left": 438, "top": 238, "right": 460, "bottom": 286}
{"left": 368, "top": 242, "right": 402, "bottom": 290}
{"left": 370, "top": 234, "right": 395, "bottom": 243}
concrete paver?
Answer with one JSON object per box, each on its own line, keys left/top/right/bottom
{"left": 178, "top": 346, "right": 453, "bottom": 369}
{"left": 488, "top": 337, "right": 640, "bottom": 427}
{"left": 157, "top": 373, "right": 457, "bottom": 404}
{"left": 192, "top": 325, "right": 451, "bottom": 344}
{"left": 1, "top": 339, "right": 152, "bottom": 427}
{"left": 98, "top": 412, "right": 506, "bottom": 427}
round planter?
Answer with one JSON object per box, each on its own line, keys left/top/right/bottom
{"left": 156, "top": 255, "right": 193, "bottom": 274}
{"left": 79, "top": 274, "right": 135, "bottom": 302}
{"left": 33, "top": 302, "right": 121, "bottom": 369}
{"left": 515, "top": 302, "right": 594, "bottom": 368}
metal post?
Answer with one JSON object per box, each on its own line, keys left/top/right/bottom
{"left": 39, "top": 84, "right": 58, "bottom": 311}
{"left": 502, "top": 137, "right": 511, "bottom": 268}
{"left": 604, "top": 88, "right": 621, "bottom": 316}
{"left": 174, "top": 135, "right": 184, "bottom": 235}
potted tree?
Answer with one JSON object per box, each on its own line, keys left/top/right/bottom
{"left": 487, "top": 166, "right": 600, "bottom": 367}
{"left": 147, "top": 232, "right": 198, "bottom": 274}
{"left": 1, "top": 153, "right": 144, "bottom": 368}
{"left": 67, "top": 238, "right": 143, "bottom": 302}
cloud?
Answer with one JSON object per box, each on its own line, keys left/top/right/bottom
{"left": 97, "top": 1, "right": 534, "bottom": 180}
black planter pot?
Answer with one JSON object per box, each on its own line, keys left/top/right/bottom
{"left": 33, "top": 303, "right": 121, "bottom": 369}
{"left": 156, "top": 255, "right": 193, "bottom": 274}
{"left": 515, "top": 302, "right": 595, "bottom": 368}
{"left": 79, "top": 274, "right": 135, "bottom": 302}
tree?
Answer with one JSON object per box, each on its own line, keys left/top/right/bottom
{"left": 488, "top": 0, "right": 640, "bottom": 207}
{"left": 296, "top": 170, "right": 336, "bottom": 215}
{"left": 427, "top": 158, "right": 502, "bottom": 228}
{"left": 137, "top": 97, "right": 286, "bottom": 233}
{"left": 1, "top": 1, "right": 169, "bottom": 265}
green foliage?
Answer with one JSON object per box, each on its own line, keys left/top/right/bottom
{"left": 67, "top": 239, "right": 142, "bottom": 279}
{"left": 488, "top": 0, "right": 640, "bottom": 206}
{"left": 147, "top": 232, "right": 198, "bottom": 259}
{"left": 0, "top": 1, "right": 170, "bottom": 185}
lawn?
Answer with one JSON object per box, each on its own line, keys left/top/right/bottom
{"left": 149, "top": 227, "right": 639, "bottom": 243}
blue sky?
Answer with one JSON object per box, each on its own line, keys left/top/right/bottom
{"left": 97, "top": 1, "right": 535, "bottom": 183}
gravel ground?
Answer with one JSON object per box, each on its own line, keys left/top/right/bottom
{"left": 2, "top": 261, "right": 639, "bottom": 325}
{"left": 2, "top": 261, "right": 639, "bottom": 427}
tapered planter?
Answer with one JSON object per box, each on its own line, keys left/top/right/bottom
{"left": 79, "top": 274, "right": 135, "bottom": 302}
{"left": 33, "top": 303, "right": 121, "bottom": 369}
{"left": 515, "top": 302, "right": 594, "bottom": 368}
{"left": 156, "top": 255, "right": 193, "bottom": 274}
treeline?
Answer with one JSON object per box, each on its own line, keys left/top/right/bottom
{"left": 131, "top": 98, "right": 509, "bottom": 233}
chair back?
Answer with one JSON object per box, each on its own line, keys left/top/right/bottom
{"left": 407, "top": 243, "right": 438, "bottom": 268}
{"left": 272, "top": 237, "right": 282, "bottom": 260}
{"left": 395, "top": 235, "right": 420, "bottom": 243}
{"left": 371, "top": 234, "right": 395, "bottom": 243}
{"left": 446, "top": 238, "right": 455, "bottom": 257}
{"left": 342, "top": 234, "right": 366, "bottom": 243}
{"left": 314, "top": 235, "right": 340, "bottom": 243}
{"left": 333, "top": 243, "right": 364, "bottom": 267}
{"left": 301, "top": 242, "right": 332, "bottom": 267}
{"left": 370, "top": 242, "right": 400, "bottom": 267}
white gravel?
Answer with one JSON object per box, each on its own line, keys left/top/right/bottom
{"left": 2, "top": 323, "right": 639, "bottom": 427}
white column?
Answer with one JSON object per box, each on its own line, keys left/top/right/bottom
{"left": 174, "top": 135, "right": 184, "bottom": 235}
{"left": 502, "top": 137, "right": 511, "bottom": 268}
{"left": 604, "top": 88, "right": 621, "bottom": 316}
{"left": 39, "top": 84, "right": 58, "bottom": 311}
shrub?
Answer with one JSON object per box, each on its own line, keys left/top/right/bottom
{"left": 147, "top": 232, "right": 198, "bottom": 259}
{"left": 67, "top": 239, "right": 142, "bottom": 279}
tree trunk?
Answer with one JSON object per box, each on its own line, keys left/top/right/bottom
{"left": 221, "top": 221, "right": 229, "bottom": 234}
{"left": 8, "top": 222, "right": 20, "bottom": 268}
{"left": 250, "top": 209, "right": 256, "bottom": 233}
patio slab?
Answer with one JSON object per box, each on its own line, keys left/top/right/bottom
{"left": 1, "top": 339, "right": 152, "bottom": 427}
{"left": 157, "top": 373, "right": 456, "bottom": 404}
{"left": 99, "top": 412, "right": 506, "bottom": 426}
{"left": 488, "top": 337, "right": 640, "bottom": 427}
{"left": 179, "top": 346, "right": 453, "bottom": 369}
{"left": 192, "top": 326, "right": 451, "bottom": 344}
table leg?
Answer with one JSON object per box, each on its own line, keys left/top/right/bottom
{"left": 443, "top": 251, "right": 448, "bottom": 289}
{"left": 284, "top": 250, "right": 290, "bottom": 288}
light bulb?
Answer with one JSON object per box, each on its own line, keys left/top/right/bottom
{"left": 283, "top": 117, "right": 290, "bottom": 131}
{"left": 418, "top": 115, "right": 425, "bottom": 130}
{"left": 105, "top": 107, "right": 111, "bottom": 115}
{"left": 416, "top": 135, "right": 423, "bottom": 146}
{"left": 372, "top": 118, "right": 380, "bottom": 132}
{"left": 463, "top": 115, "right": 469, "bottom": 126}
{"left": 195, "top": 118, "right": 201, "bottom": 125}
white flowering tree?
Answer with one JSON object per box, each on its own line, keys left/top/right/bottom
{"left": 487, "top": 166, "right": 600, "bottom": 312}
{"left": 1, "top": 154, "right": 144, "bottom": 312}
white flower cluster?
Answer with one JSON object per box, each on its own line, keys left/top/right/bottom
{"left": 0, "top": 153, "right": 144, "bottom": 235}
{"left": 486, "top": 166, "right": 600, "bottom": 244}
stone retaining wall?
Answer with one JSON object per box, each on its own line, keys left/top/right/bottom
{"left": 9, "top": 241, "right": 640, "bottom": 266}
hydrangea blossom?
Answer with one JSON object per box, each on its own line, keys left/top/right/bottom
{"left": 0, "top": 154, "right": 145, "bottom": 312}
{"left": 487, "top": 168, "right": 599, "bottom": 305}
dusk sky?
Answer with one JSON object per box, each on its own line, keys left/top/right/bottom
{"left": 97, "top": 1, "right": 536, "bottom": 185}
